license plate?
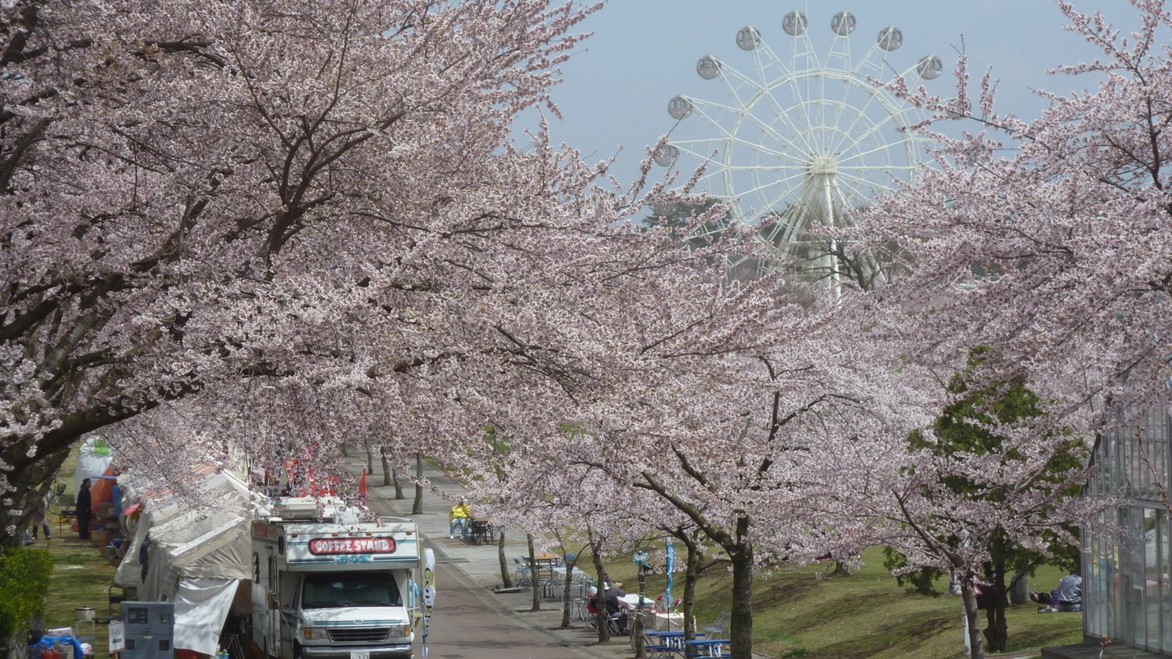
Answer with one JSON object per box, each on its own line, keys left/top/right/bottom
{"left": 350, "top": 651, "right": 370, "bottom": 659}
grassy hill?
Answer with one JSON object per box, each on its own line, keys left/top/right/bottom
{"left": 604, "top": 546, "right": 1083, "bottom": 658}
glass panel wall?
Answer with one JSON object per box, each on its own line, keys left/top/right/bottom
{"left": 1082, "top": 408, "right": 1172, "bottom": 653}
{"left": 1121, "top": 507, "right": 1144, "bottom": 645}
{"left": 1143, "top": 507, "right": 1160, "bottom": 649}
{"left": 1084, "top": 529, "right": 1110, "bottom": 638}
{"left": 1162, "top": 509, "right": 1172, "bottom": 650}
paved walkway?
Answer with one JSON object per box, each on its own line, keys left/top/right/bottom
{"left": 345, "top": 456, "right": 631, "bottom": 658}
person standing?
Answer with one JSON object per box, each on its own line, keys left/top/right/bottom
{"left": 76, "top": 478, "right": 93, "bottom": 540}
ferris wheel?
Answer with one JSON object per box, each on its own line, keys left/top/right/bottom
{"left": 654, "top": 10, "right": 942, "bottom": 281}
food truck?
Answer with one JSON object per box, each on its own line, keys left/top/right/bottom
{"left": 251, "top": 499, "right": 422, "bottom": 659}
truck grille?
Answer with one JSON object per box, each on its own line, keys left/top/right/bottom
{"left": 327, "top": 628, "right": 389, "bottom": 643}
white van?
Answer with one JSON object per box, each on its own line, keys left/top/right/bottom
{"left": 251, "top": 504, "right": 422, "bottom": 659}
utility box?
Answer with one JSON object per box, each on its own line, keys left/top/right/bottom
{"left": 120, "top": 601, "right": 174, "bottom": 659}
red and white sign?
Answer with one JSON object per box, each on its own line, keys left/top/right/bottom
{"left": 308, "top": 537, "right": 397, "bottom": 555}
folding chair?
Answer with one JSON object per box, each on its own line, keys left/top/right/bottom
{"left": 512, "top": 557, "right": 532, "bottom": 587}
{"left": 585, "top": 598, "right": 600, "bottom": 630}
{"left": 569, "top": 582, "right": 591, "bottom": 621}
{"left": 702, "top": 610, "right": 730, "bottom": 640}
{"left": 607, "top": 610, "right": 628, "bottom": 637}
{"left": 468, "top": 520, "right": 491, "bottom": 545}
{"left": 103, "top": 537, "right": 127, "bottom": 564}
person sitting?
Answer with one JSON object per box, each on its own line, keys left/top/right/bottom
{"left": 602, "top": 583, "right": 630, "bottom": 635}
{"left": 1031, "top": 572, "right": 1082, "bottom": 612}
{"left": 586, "top": 585, "right": 601, "bottom": 626}
{"left": 587, "top": 583, "right": 628, "bottom": 634}
{"left": 448, "top": 497, "right": 472, "bottom": 540}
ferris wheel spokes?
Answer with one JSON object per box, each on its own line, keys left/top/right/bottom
{"left": 703, "top": 48, "right": 822, "bottom": 158}
{"left": 685, "top": 90, "right": 814, "bottom": 160}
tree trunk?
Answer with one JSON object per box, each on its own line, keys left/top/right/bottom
{"left": 983, "top": 564, "right": 1009, "bottom": 652}
{"left": 0, "top": 447, "right": 69, "bottom": 548}
{"left": 632, "top": 567, "right": 646, "bottom": 659}
{"left": 497, "top": 529, "right": 513, "bottom": 589}
{"left": 392, "top": 468, "right": 404, "bottom": 498}
{"left": 560, "top": 552, "right": 578, "bottom": 628}
{"left": 683, "top": 538, "right": 700, "bottom": 640}
{"left": 363, "top": 437, "right": 375, "bottom": 476}
{"left": 961, "top": 576, "right": 986, "bottom": 659}
{"left": 1009, "top": 570, "right": 1029, "bottom": 605}
{"left": 527, "top": 533, "right": 541, "bottom": 612}
{"left": 727, "top": 535, "right": 754, "bottom": 659}
{"left": 378, "top": 447, "right": 391, "bottom": 491}
{"left": 411, "top": 453, "right": 424, "bottom": 515}
{"left": 589, "top": 531, "right": 611, "bottom": 643}
{"left": 983, "top": 588, "right": 1008, "bottom": 653}
{"left": 2, "top": 632, "right": 21, "bottom": 659}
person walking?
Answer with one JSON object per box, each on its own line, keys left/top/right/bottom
{"left": 30, "top": 493, "right": 51, "bottom": 540}
{"left": 76, "top": 478, "right": 93, "bottom": 540}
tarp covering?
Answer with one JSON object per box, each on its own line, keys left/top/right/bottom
{"left": 74, "top": 436, "right": 114, "bottom": 491}
{"left": 142, "top": 512, "right": 250, "bottom": 600}
{"left": 89, "top": 466, "right": 118, "bottom": 517}
{"left": 173, "top": 578, "right": 240, "bottom": 655}
{"left": 114, "top": 467, "right": 194, "bottom": 587}
{"left": 115, "top": 467, "right": 251, "bottom": 589}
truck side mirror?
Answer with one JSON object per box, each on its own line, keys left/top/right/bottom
{"left": 267, "top": 593, "right": 279, "bottom": 610}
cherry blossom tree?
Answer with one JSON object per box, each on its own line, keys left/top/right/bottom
{"left": 853, "top": 1, "right": 1172, "bottom": 655}
{"left": 870, "top": 364, "right": 1093, "bottom": 656}
{"left": 868, "top": 0, "right": 1172, "bottom": 462}
{"left": 474, "top": 447, "right": 703, "bottom": 648}
{"left": 526, "top": 264, "right": 940, "bottom": 658}
{"left": 0, "top": 0, "right": 634, "bottom": 545}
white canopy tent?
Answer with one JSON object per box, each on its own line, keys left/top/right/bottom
{"left": 115, "top": 466, "right": 259, "bottom": 655}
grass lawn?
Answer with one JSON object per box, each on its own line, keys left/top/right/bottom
{"left": 38, "top": 536, "right": 119, "bottom": 658}
{"left": 28, "top": 445, "right": 120, "bottom": 659}
{"left": 603, "top": 546, "right": 1084, "bottom": 658}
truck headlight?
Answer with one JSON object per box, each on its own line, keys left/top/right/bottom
{"left": 301, "top": 627, "right": 327, "bottom": 641}
{"left": 387, "top": 624, "right": 409, "bottom": 638}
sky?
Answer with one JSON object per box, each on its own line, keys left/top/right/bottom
{"left": 541, "top": 0, "right": 1136, "bottom": 189}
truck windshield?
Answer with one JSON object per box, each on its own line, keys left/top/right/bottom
{"left": 301, "top": 572, "right": 402, "bottom": 609}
